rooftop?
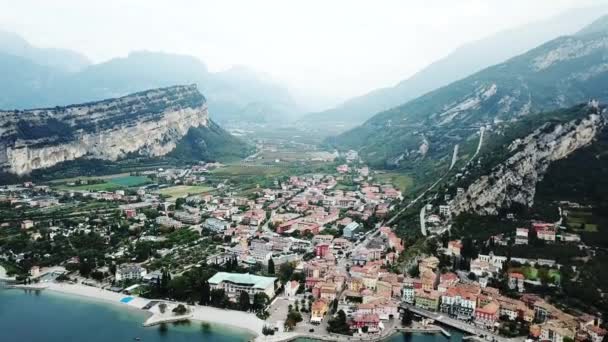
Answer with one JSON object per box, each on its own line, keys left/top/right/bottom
{"left": 208, "top": 272, "right": 276, "bottom": 289}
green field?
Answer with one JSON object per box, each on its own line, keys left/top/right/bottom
{"left": 374, "top": 172, "right": 414, "bottom": 192}
{"left": 567, "top": 210, "right": 598, "bottom": 232}
{"left": 55, "top": 175, "right": 151, "bottom": 191}
{"left": 159, "top": 185, "right": 213, "bottom": 200}
{"left": 512, "top": 266, "right": 560, "bottom": 283}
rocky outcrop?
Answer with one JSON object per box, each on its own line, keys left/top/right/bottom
{"left": 452, "top": 112, "right": 604, "bottom": 215}
{"left": 0, "top": 85, "right": 209, "bottom": 175}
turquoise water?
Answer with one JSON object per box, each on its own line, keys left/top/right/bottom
{"left": 0, "top": 289, "right": 254, "bottom": 342}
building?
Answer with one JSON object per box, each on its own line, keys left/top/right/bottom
{"left": 343, "top": 222, "right": 361, "bottom": 240}
{"left": 208, "top": 272, "right": 277, "bottom": 301}
{"left": 508, "top": 272, "right": 525, "bottom": 292}
{"left": 447, "top": 240, "right": 462, "bottom": 257}
{"left": 311, "top": 299, "right": 328, "bottom": 324}
{"left": 540, "top": 320, "right": 576, "bottom": 342}
{"left": 115, "top": 264, "right": 147, "bottom": 282}
{"left": 174, "top": 211, "right": 201, "bottom": 224}
{"left": 204, "top": 218, "right": 230, "bottom": 232}
{"left": 156, "top": 216, "right": 183, "bottom": 229}
{"left": 440, "top": 286, "right": 477, "bottom": 320}
{"left": 350, "top": 314, "right": 381, "bottom": 333}
{"left": 284, "top": 280, "right": 299, "bottom": 298}
{"left": 315, "top": 243, "right": 330, "bottom": 257}
{"left": 21, "top": 220, "right": 34, "bottom": 230}
{"left": 439, "top": 205, "right": 450, "bottom": 216}
{"left": 515, "top": 228, "right": 529, "bottom": 245}
{"left": 415, "top": 289, "right": 440, "bottom": 311}
{"left": 475, "top": 301, "right": 500, "bottom": 328}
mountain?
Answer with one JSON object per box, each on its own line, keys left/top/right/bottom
{"left": 0, "top": 85, "right": 250, "bottom": 176}
{"left": 450, "top": 103, "right": 605, "bottom": 216}
{"left": 301, "top": 6, "right": 608, "bottom": 129}
{"left": 330, "top": 15, "right": 608, "bottom": 175}
{"left": 0, "top": 30, "right": 90, "bottom": 72}
{"left": 0, "top": 33, "right": 298, "bottom": 125}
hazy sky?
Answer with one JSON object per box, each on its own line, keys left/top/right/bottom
{"left": 1, "top": 0, "right": 607, "bottom": 108}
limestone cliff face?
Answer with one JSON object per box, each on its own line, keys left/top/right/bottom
{"left": 0, "top": 85, "right": 208, "bottom": 175}
{"left": 452, "top": 112, "right": 604, "bottom": 215}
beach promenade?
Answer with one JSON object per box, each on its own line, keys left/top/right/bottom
{"left": 32, "top": 282, "right": 264, "bottom": 336}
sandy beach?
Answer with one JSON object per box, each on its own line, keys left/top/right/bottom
{"left": 42, "top": 282, "right": 263, "bottom": 336}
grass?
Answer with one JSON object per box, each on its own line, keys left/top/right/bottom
{"left": 54, "top": 175, "right": 151, "bottom": 191}
{"left": 374, "top": 172, "right": 415, "bottom": 192}
{"left": 159, "top": 185, "right": 213, "bottom": 200}
{"left": 567, "top": 210, "right": 599, "bottom": 232}
{"left": 513, "top": 266, "right": 560, "bottom": 283}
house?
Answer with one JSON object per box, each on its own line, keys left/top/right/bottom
{"left": 475, "top": 301, "right": 500, "bottom": 328}
{"left": 284, "top": 280, "right": 300, "bottom": 298}
{"left": 415, "top": 289, "right": 440, "bottom": 311}
{"left": 343, "top": 222, "right": 361, "bottom": 240}
{"left": 440, "top": 286, "right": 478, "bottom": 320}
{"left": 208, "top": 272, "right": 277, "bottom": 301}
{"left": 508, "top": 272, "right": 525, "bottom": 292}
{"left": 539, "top": 319, "right": 576, "bottom": 342}
{"left": 537, "top": 228, "right": 556, "bottom": 242}
{"left": 115, "top": 264, "right": 147, "bottom": 282}
{"left": 29, "top": 266, "right": 41, "bottom": 277}
{"left": 350, "top": 314, "right": 381, "bottom": 333}
{"left": 203, "top": 218, "right": 230, "bottom": 232}
{"left": 21, "top": 220, "right": 34, "bottom": 230}
{"left": 515, "top": 228, "right": 529, "bottom": 245}
{"left": 311, "top": 300, "right": 328, "bottom": 324}
{"left": 439, "top": 205, "right": 450, "bottom": 216}
{"left": 315, "top": 243, "right": 330, "bottom": 257}
{"left": 156, "top": 216, "right": 183, "bottom": 229}
{"left": 447, "top": 240, "right": 462, "bottom": 257}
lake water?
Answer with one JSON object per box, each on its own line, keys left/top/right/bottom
{"left": 0, "top": 288, "right": 464, "bottom": 342}
{"left": 0, "top": 289, "right": 254, "bottom": 342}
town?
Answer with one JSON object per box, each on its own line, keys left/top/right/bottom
{"left": 0, "top": 151, "right": 606, "bottom": 342}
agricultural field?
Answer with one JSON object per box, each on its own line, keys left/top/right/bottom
{"left": 53, "top": 175, "right": 151, "bottom": 191}
{"left": 158, "top": 185, "right": 213, "bottom": 200}
{"left": 210, "top": 164, "right": 288, "bottom": 177}
{"left": 373, "top": 172, "right": 414, "bottom": 192}
{"left": 566, "top": 210, "right": 598, "bottom": 232}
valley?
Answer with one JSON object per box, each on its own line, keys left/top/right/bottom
{"left": 2, "top": 5, "right": 608, "bottom": 342}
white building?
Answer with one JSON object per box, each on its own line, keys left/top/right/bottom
{"left": 115, "top": 264, "right": 147, "bottom": 282}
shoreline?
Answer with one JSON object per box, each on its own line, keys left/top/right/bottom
{"left": 21, "top": 282, "right": 262, "bottom": 338}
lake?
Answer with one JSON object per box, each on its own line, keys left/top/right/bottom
{"left": 0, "top": 288, "right": 464, "bottom": 342}
{"left": 0, "top": 289, "right": 254, "bottom": 342}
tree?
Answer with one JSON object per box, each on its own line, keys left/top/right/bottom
{"left": 210, "top": 289, "right": 229, "bottom": 308}
{"left": 172, "top": 304, "right": 188, "bottom": 315}
{"left": 327, "top": 310, "right": 351, "bottom": 335}
{"left": 239, "top": 291, "right": 251, "bottom": 311}
{"left": 253, "top": 292, "right": 270, "bottom": 313}
{"left": 268, "top": 258, "right": 275, "bottom": 275}
{"left": 278, "top": 262, "right": 295, "bottom": 284}
{"left": 200, "top": 281, "right": 210, "bottom": 305}
{"left": 401, "top": 309, "right": 413, "bottom": 326}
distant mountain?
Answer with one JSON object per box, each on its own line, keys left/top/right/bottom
{"left": 330, "top": 14, "right": 608, "bottom": 173}
{"left": 302, "top": 6, "right": 608, "bottom": 129}
{"left": 0, "top": 30, "right": 90, "bottom": 72}
{"left": 0, "top": 34, "right": 299, "bottom": 124}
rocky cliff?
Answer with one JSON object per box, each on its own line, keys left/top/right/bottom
{"left": 0, "top": 85, "right": 209, "bottom": 175}
{"left": 451, "top": 108, "right": 605, "bottom": 215}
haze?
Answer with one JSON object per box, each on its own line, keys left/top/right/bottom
{"left": 0, "top": 0, "right": 606, "bottom": 110}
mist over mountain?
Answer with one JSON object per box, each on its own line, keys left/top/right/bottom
{"left": 330, "top": 14, "right": 608, "bottom": 172}
{"left": 0, "top": 30, "right": 90, "bottom": 72}
{"left": 0, "top": 36, "right": 299, "bottom": 125}
{"left": 301, "top": 6, "right": 608, "bottom": 129}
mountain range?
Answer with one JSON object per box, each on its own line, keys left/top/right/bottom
{"left": 301, "top": 6, "right": 608, "bottom": 129}
{"left": 0, "top": 34, "right": 299, "bottom": 125}
{"left": 329, "top": 14, "right": 608, "bottom": 175}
